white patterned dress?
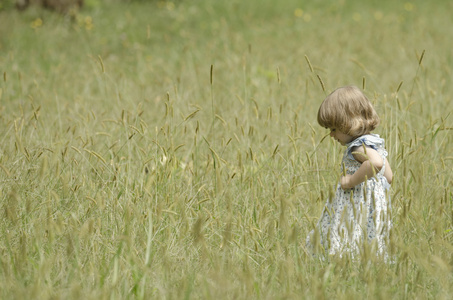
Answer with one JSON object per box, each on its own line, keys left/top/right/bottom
{"left": 306, "top": 134, "right": 392, "bottom": 257}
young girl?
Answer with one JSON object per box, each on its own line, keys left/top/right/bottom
{"left": 306, "top": 85, "right": 393, "bottom": 257}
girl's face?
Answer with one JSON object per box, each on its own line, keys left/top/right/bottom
{"left": 329, "top": 128, "right": 354, "bottom": 145}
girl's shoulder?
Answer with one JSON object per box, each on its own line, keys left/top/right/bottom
{"left": 347, "top": 134, "right": 386, "bottom": 151}
{"left": 345, "top": 134, "right": 387, "bottom": 160}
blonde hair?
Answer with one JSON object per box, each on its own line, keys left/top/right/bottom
{"left": 317, "top": 85, "right": 380, "bottom": 137}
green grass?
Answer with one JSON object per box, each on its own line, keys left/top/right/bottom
{"left": 1, "top": 0, "right": 452, "bottom": 298}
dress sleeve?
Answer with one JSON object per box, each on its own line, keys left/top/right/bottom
{"left": 346, "top": 135, "right": 387, "bottom": 161}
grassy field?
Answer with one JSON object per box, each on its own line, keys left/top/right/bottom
{"left": 1, "top": 0, "right": 452, "bottom": 298}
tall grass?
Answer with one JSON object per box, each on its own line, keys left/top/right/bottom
{"left": 0, "top": 0, "right": 452, "bottom": 298}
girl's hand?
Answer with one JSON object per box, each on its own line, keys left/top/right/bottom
{"left": 340, "top": 175, "right": 354, "bottom": 190}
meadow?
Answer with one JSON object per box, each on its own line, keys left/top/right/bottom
{"left": 0, "top": 0, "right": 452, "bottom": 298}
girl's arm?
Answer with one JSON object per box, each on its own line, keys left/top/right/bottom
{"left": 340, "top": 146, "right": 392, "bottom": 189}
{"left": 383, "top": 157, "right": 393, "bottom": 184}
